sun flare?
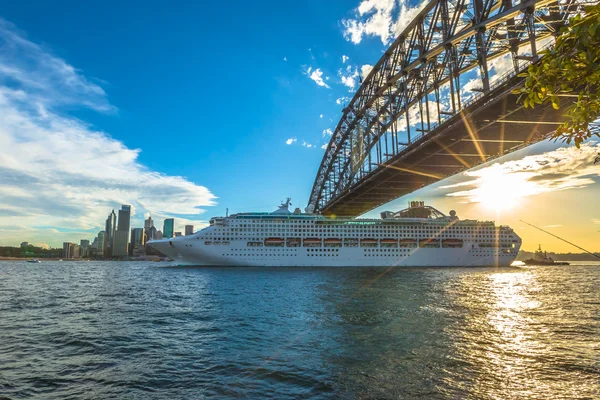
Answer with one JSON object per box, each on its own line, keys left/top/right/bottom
{"left": 462, "top": 165, "right": 538, "bottom": 212}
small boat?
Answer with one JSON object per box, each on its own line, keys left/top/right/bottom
{"left": 27, "top": 258, "right": 40, "bottom": 263}
{"left": 524, "top": 245, "right": 569, "bottom": 266}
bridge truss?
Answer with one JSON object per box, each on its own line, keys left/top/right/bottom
{"left": 309, "top": 0, "right": 596, "bottom": 216}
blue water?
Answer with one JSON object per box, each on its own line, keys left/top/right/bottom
{"left": 0, "top": 261, "right": 599, "bottom": 399}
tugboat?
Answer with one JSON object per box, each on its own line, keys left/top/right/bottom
{"left": 26, "top": 258, "right": 41, "bottom": 263}
{"left": 524, "top": 245, "right": 569, "bottom": 266}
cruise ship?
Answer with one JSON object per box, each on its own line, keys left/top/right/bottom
{"left": 147, "top": 200, "right": 521, "bottom": 267}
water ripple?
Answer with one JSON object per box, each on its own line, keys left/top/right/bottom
{"left": 0, "top": 261, "right": 599, "bottom": 399}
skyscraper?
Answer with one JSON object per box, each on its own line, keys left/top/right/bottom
{"left": 163, "top": 218, "right": 174, "bottom": 239}
{"left": 144, "top": 216, "right": 154, "bottom": 229}
{"left": 96, "top": 231, "right": 106, "bottom": 258}
{"left": 130, "top": 228, "right": 146, "bottom": 256}
{"left": 104, "top": 210, "right": 116, "bottom": 257}
{"left": 144, "top": 215, "right": 157, "bottom": 241}
{"left": 118, "top": 205, "right": 131, "bottom": 233}
{"left": 63, "top": 242, "right": 79, "bottom": 259}
{"left": 113, "top": 205, "right": 132, "bottom": 257}
{"left": 185, "top": 225, "right": 194, "bottom": 236}
{"left": 80, "top": 239, "right": 90, "bottom": 258}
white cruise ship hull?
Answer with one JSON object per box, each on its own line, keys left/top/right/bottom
{"left": 147, "top": 201, "right": 521, "bottom": 268}
{"left": 148, "top": 237, "right": 520, "bottom": 267}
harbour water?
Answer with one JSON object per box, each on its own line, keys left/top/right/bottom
{"left": 0, "top": 261, "right": 598, "bottom": 399}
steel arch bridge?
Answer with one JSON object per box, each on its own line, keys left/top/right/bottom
{"left": 308, "top": 0, "right": 595, "bottom": 216}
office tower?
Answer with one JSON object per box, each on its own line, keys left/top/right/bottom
{"left": 130, "top": 228, "right": 146, "bottom": 256}
{"left": 163, "top": 218, "right": 174, "bottom": 239}
{"left": 112, "top": 231, "right": 129, "bottom": 257}
{"left": 155, "top": 230, "right": 163, "bottom": 240}
{"left": 62, "top": 242, "right": 79, "bottom": 259}
{"left": 144, "top": 216, "right": 154, "bottom": 229}
{"left": 80, "top": 239, "right": 90, "bottom": 258}
{"left": 144, "top": 216, "right": 157, "bottom": 241}
{"left": 185, "top": 225, "right": 194, "bottom": 236}
{"left": 113, "top": 205, "right": 131, "bottom": 257}
{"left": 97, "top": 231, "right": 106, "bottom": 258}
{"left": 104, "top": 210, "right": 116, "bottom": 257}
{"left": 174, "top": 232, "right": 182, "bottom": 237}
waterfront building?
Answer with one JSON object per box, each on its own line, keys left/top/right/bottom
{"left": 112, "top": 231, "right": 129, "bottom": 257}
{"left": 62, "top": 242, "right": 80, "bottom": 259}
{"left": 130, "top": 228, "right": 146, "bottom": 256}
{"left": 174, "top": 232, "right": 182, "bottom": 237}
{"left": 163, "top": 218, "right": 174, "bottom": 239}
{"left": 185, "top": 225, "right": 194, "bottom": 236}
{"left": 145, "top": 225, "right": 157, "bottom": 241}
{"left": 145, "top": 216, "right": 157, "bottom": 241}
{"left": 20, "top": 242, "right": 29, "bottom": 248}
{"left": 96, "top": 231, "right": 106, "bottom": 258}
{"left": 80, "top": 239, "right": 90, "bottom": 258}
{"left": 104, "top": 210, "right": 117, "bottom": 257}
{"left": 144, "top": 216, "right": 154, "bottom": 229}
{"left": 113, "top": 205, "right": 131, "bottom": 257}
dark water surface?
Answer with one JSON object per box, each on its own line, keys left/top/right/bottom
{"left": 0, "top": 261, "right": 599, "bottom": 399}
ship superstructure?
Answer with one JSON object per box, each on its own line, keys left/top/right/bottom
{"left": 147, "top": 200, "right": 521, "bottom": 267}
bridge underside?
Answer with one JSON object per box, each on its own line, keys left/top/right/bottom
{"left": 321, "top": 76, "right": 571, "bottom": 216}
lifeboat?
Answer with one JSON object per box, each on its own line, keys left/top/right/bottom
{"left": 265, "top": 237, "right": 284, "bottom": 247}
{"left": 419, "top": 238, "right": 440, "bottom": 248}
{"left": 360, "top": 238, "right": 378, "bottom": 247}
{"left": 343, "top": 238, "right": 359, "bottom": 247}
{"left": 380, "top": 238, "right": 398, "bottom": 246}
{"left": 303, "top": 238, "right": 322, "bottom": 247}
{"left": 286, "top": 238, "right": 301, "bottom": 247}
{"left": 442, "top": 239, "right": 463, "bottom": 248}
{"left": 324, "top": 238, "right": 342, "bottom": 247}
{"left": 399, "top": 239, "right": 417, "bottom": 247}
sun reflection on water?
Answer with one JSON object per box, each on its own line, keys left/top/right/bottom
{"left": 442, "top": 268, "right": 599, "bottom": 399}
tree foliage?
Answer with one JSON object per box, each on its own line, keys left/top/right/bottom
{"left": 516, "top": 4, "right": 600, "bottom": 147}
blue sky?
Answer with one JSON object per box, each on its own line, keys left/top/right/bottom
{"left": 0, "top": 0, "right": 599, "bottom": 251}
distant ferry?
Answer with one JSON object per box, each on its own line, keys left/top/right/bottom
{"left": 148, "top": 199, "right": 522, "bottom": 267}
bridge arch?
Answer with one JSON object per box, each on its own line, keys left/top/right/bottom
{"left": 309, "top": 0, "right": 593, "bottom": 216}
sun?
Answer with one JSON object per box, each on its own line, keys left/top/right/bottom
{"left": 469, "top": 165, "right": 537, "bottom": 212}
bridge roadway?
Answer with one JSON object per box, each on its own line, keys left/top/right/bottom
{"left": 319, "top": 74, "right": 572, "bottom": 217}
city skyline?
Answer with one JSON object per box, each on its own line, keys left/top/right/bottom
{"left": 0, "top": 1, "right": 598, "bottom": 252}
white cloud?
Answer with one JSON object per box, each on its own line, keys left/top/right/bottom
{"left": 542, "top": 224, "right": 562, "bottom": 228}
{"left": 0, "top": 19, "right": 216, "bottom": 247}
{"left": 304, "top": 66, "right": 330, "bottom": 89}
{"left": 342, "top": 0, "right": 428, "bottom": 45}
{"left": 323, "top": 128, "right": 334, "bottom": 137}
{"left": 321, "top": 144, "right": 328, "bottom": 149}
{"left": 592, "top": 218, "right": 600, "bottom": 225}
{"left": 286, "top": 137, "right": 297, "bottom": 145}
{"left": 342, "top": 55, "right": 350, "bottom": 63}
{"left": 336, "top": 96, "right": 350, "bottom": 105}
{"left": 302, "top": 141, "right": 314, "bottom": 148}
{"left": 361, "top": 64, "right": 374, "bottom": 79}
{"left": 319, "top": 114, "right": 323, "bottom": 118}
{"left": 339, "top": 66, "right": 360, "bottom": 91}
{"left": 283, "top": 56, "right": 287, "bottom": 61}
